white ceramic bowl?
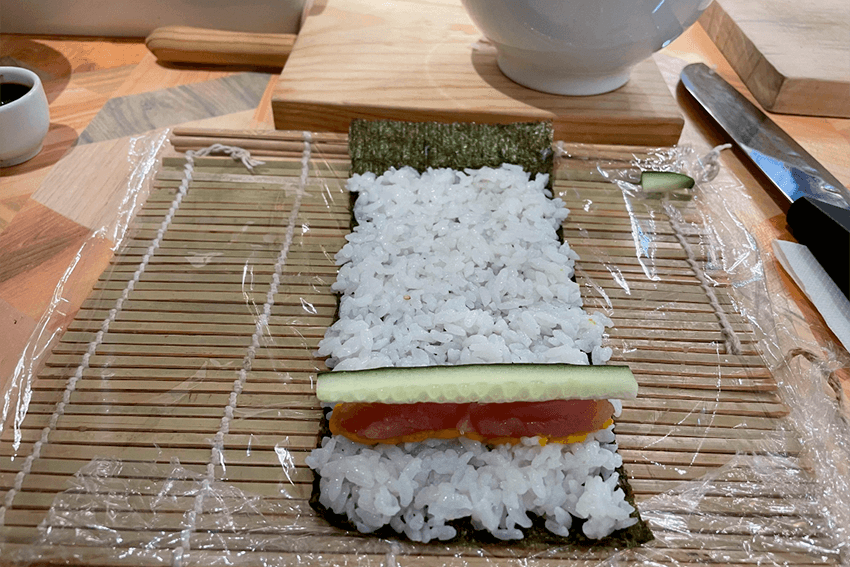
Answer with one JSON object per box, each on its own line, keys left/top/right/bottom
{"left": 461, "top": 0, "right": 713, "bottom": 95}
{"left": 0, "top": 67, "right": 50, "bottom": 167}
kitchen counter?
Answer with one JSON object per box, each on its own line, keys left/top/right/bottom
{"left": 1, "top": 18, "right": 849, "bottom": 565}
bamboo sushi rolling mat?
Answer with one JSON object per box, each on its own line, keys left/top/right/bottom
{"left": 0, "top": 128, "right": 840, "bottom": 566}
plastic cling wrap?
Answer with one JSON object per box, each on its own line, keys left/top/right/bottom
{"left": 0, "top": 129, "right": 847, "bottom": 566}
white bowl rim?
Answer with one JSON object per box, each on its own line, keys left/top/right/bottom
{"left": 0, "top": 66, "right": 43, "bottom": 112}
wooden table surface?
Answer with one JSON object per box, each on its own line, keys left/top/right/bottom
{"left": 1, "top": 17, "right": 850, "bottom": 565}
{"left": 1, "top": 20, "right": 849, "bottom": 420}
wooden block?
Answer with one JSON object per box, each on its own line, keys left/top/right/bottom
{"left": 701, "top": 0, "right": 850, "bottom": 118}
{"left": 272, "top": 0, "right": 685, "bottom": 146}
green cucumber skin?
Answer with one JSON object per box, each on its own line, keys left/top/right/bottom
{"left": 640, "top": 171, "right": 695, "bottom": 192}
{"left": 316, "top": 363, "right": 637, "bottom": 404}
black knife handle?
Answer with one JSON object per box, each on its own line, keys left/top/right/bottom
{"left": 787, "top": 196, "right": 850, "bottom": 297}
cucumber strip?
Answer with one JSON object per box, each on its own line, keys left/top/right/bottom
{"left": 640, "top": 171, "right": 695, "bottom": 192}
{"left": 316, "top": 363, "right": 638, "bottom": 404}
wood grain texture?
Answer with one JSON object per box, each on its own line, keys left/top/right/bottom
{"left": 0, "top": 203, "right": 113, "bottom": 322}
{"left": 78, "top": 73, "right": 272, "bottom": 144}
{"left": 0, "top": 200, "right": 91, "bottom": 285}
{"left": 31, "top": 136, "right": 165, "bottom": 235}
{"left": 701, "top": 0, "right": 850, "bottom": 118}
{"left": 271, "top": 0, "right": 685, "bottom": 146}
{"left": 0, "top": 300, "right": 36, "bottom": 404}
{"left": 110, "top": 52, "right": 244, "bottom": 98}
{"left": 0, "top": 39, "right": 145, "bottom": 231}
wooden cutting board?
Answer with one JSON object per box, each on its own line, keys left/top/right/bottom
{"left": 271, "top": 0, "right": 685, "bottom": 146}
{"left": 701, "top": 0, "right": 850, "bottom": 118}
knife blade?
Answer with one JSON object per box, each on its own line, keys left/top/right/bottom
{"left": 681, "top": 63, "right": 850, "bottom": 208}
{"left": 681, "top": 62, "right": 850, "bottom": 297}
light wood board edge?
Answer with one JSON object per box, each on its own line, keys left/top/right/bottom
{"left": 700, "top": 2, "right": 850, "bottom": 118}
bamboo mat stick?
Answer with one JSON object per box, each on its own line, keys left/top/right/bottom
{"left": 43, "top": 353, "right": 320, "bottom": 368}
{"left": 77, "top": 296, "right": 337, "bottom": 314}
{"left": 628, "top": 479, "right": 820, "bottom": 500}
{"left": 127, "top": 226, "right": 349, "bottom": 240}
{"left": 606, "top": 326, "right": 755, "bottom": 342}
{"left": 608, "top": 309, "right": 750, "bottom": 324}
{"left": 147, "top": 184, "right": 350, "bottom": 199}
{"left": 610, "top": 319, "right": 753, "bottom": 333}
{"left": 564, "top": 230, "right": 703, "bottom": 246}
{"left": 66, "top": 321, "right": 332, "bottom": 337}
{"left": 576, "top": 254, "right": 700, "bottom": 268}
{"left": 154, "top": 169, "right": 327, "bottom": 185}
{"left": 632, "top": 375, "right": 777, "bottom": 392}
{"left": 556, "top": 141, "right": 672, "bottom": 161}
{"left": 51, "top": 344, "right": 321, "bottom": 359}
{"left": 98, "top": 263, "right": 341, "bottom": 276}
{"left": 576, "top": 276, "right": 719, "bottom": 292}
{"left": 25, "top": 403, "right": 320, "bottom": 419}
{"left": 587, "top": 298, "right": 734, "bottom": 314}
{"left": 171, "top": 127, "right": 348, "bottom": 144}
{"left": 91, "top": 279, "right": 325, "bottom": 292}
{"left": 71, "top": 310, "right": 336, "bottom": 326}
{"left": 160, "top": 156, "right": 350, "bottom": 176}
{"left": 626, "top": 360, "right": 772, "bottom": 378}
{"left": 605, "top": 338, "right": 759, "bottom": 356}
{"left": 171, "top": 135, "right": 350, "bottom": 158}
{"left": 59, "top": 332, "right": 322, "bottom": 347}
{"left": 83, "top": 290, "right": 338, "bottom": 306}
{"left": 614, "top": 349, "right": 765, "bottom": 366}
{"left": 134, "top": 210, "right": 351, "bottom": 222}
{"left": 621, "top": 397, "right": 788, "bottom": 417}
{"left": 103, "top": 252, "right": 336, "bottom": 266}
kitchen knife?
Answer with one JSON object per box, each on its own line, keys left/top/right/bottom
{"left": 681, "top": 62, "right": 850, "bottom": 297}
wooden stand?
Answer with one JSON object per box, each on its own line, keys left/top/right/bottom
{"left": 272, "top": 0, "right": 685, "bottom": 146}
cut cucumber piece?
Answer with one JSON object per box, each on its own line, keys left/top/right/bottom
{"left": 640, "top": 171, "right": 695, "bottom": 192}
{"left": 316, "top": 363, "right": 638, "bottom": 404}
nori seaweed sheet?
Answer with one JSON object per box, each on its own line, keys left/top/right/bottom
{"left": 310, "top": 119, "right": 653, "bottom": 549}
{"left": 310, "top": 409, "right": 653, "bottom": 550}
{"left": 348, "top": 119, "right": 554, "bottom": 184}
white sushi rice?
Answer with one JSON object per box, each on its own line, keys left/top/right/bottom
{"left": 317, "top": 164, "right": 613, "bottom": 370}
{"left": 305, "top": 427, "right": 638, "bottom": 543}
{"left": 308, "top": 164, "right": 636, "bottom": 542}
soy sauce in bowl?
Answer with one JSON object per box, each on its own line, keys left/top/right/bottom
{"left": 0, "top": 82, "right": 32, "bottom": 107}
